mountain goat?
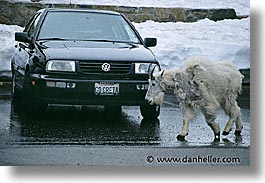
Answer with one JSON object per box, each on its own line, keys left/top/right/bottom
{"left": 145, "top": 56, "right": 244, "bottom": 141}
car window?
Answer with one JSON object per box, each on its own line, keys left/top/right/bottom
{"left": 37, "top": 11, "right": 140, "bottom": 43}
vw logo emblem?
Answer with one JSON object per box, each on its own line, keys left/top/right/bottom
{"left": 102, "top": 63, "right": 111, "bottom": 72}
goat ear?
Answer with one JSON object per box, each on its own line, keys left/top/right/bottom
{"left": 173, "top": 72, "right": 179, "bottom": 81}
{"left": 193, "top": 64, "right": 207, "bottom": 71}
{"left": 174, "top": 81, "right": 179, "bottom": 90}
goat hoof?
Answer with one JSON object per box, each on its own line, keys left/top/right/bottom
{"left": 222, "top": 131, "right": 230, "bottom": 136}
{"left": 177, "top": 135, "right": 186, "bottom": 141}
{"left": 235, "top": 130, "right": 242, "bottom": 136}
{"left": 213, "top": 133, "right": 220, "bottom": 142}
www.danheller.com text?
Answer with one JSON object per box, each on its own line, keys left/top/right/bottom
{"left": 145, "top": 155, "right": 241, "bottom": 164}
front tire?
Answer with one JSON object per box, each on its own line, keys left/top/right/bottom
{"left": 11, "top": 73, "right": 21, "bottom": 112}
{"left": 140, "top": 104, "right": 160, "bottom": 119}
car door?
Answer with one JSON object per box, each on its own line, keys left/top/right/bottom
{"left": 12, "top": 12, "right": 41, "bottom": 88}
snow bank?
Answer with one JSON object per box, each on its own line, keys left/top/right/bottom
{"left": 0, "top": 24, "right": 23, "bottom": 77}
{"left": 133, "top": 18, "right": 250, "bottom": 70}
{"left": 39, "top": 0, "right": 249, "bottom": 15}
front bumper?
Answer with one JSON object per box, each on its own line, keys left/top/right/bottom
{"left": 30, "top": 74, "right": 149, "bottom": 106}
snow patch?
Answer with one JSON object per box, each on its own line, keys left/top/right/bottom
{"left": 0, "top": 24, "right": 23, "bottom": 77}
{"left": 133, "top": 18, "right": 250, "bottom": 70}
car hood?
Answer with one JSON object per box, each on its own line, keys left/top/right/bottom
{"left": 39, "top": 41, "right": 156, "bottom": 62}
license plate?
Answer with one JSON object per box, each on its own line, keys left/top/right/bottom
{"left": 94, "top": 82, "right": 119, "bottom": 96}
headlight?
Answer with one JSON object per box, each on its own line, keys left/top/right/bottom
{"left": 135, "top": 63, "right": 160, "bottom": 74}
{"left": 46, "top": 60, "right": 76, "bottom": 72}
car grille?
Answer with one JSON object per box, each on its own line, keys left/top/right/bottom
{"left": 79, "top": 61, "right": 132, "bottom": 75}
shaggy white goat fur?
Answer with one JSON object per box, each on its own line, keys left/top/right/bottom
{"left": 147, "top": 56, "right": 244, "bottom": 141}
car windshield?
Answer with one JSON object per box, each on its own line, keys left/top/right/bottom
{"left": 37, "top": 11, "right": 141, "bottom": 44}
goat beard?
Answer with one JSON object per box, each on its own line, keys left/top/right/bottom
{"left": 152, "top": 92, "right": 165, "bottom": 105}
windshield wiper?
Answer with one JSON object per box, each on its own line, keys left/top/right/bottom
{"left": 82, "top": 39, "right": 139, "bottom": 48}
{"left": 37, "top": 38, "right": 73, "bottom": 42}
{"left": 84, "top": 39, "right": 137, "bottom": 43}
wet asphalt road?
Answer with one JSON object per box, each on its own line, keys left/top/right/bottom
{"left": 0, "top": 100, "right": 250, "bottom": 147}
{"left": 0, "top": 88, "right": 250, "bottom": 165}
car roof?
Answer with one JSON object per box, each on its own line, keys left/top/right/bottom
{"left": 37, "top": 8, "right": 121, "bottom": 16}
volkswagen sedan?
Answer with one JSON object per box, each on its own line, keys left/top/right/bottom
{"left": 11, "top": 8, "right": 160, "bottom": 119}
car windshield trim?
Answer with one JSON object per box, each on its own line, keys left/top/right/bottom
{"left": 37, "top": 38, "right": 141, "bottom": 44}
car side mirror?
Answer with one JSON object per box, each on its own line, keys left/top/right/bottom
{"left": 144, "top": 38, "right": 157, "bottom": 47}
{"left": 15, "top": 32, "right": 32, "bottom": 44}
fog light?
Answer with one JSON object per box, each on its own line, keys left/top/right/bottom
{"left": 46, "top": 81, "right": 56, "bottom": 87}
{"left": 46, "top": 81, "right": 75, "bottom": 88}
{"left": 56, "top": 82, "right": 66, "bottom": 88}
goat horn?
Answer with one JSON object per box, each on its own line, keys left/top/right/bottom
{"left": 161, "top": 70, "right": 165, "bottom": 77}
{"left": 149, "top": 65, "right": 157, "bottom": 80}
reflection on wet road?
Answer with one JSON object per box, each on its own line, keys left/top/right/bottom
{"left": 2, "top": 102, "right": 160, "bottom": 145}
{"left": 0, "top": 100, "right": 250, "bottom": 147}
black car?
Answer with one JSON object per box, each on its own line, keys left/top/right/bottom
{"left": 11, "top": 8, "right": 160, "bottom": 118}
